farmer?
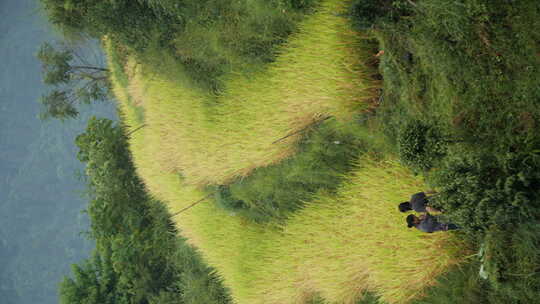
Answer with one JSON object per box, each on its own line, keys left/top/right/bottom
{"left": 406, "top": 214, "right": 459, "bottom": 233}
{"left": 398, "top": 192, "right": 441, "bottom": 214}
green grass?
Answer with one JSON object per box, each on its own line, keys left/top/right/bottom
{"left": 211, "top": 118, "right": 371, "bottom": 222}
{"left": 372, "top": 0, "right": 540, "bottom": 151}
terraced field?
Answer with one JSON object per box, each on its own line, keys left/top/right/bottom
{"left": 106, "top": 1, "right": 466, "bottom": 303}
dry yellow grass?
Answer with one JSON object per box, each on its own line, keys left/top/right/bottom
{"left": 125, "top": 58, "right": 146, "bottom": 107}
{"left": 113, "top": 0, "right": 376, "bottom": 186}
{"left": 132, "top": 156, "right": 466, "bottom": 304}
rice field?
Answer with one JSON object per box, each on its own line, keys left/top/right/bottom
{"left": 110, "top": 0, "right": 376, "bottom": 187}
{"left": 174, "top": 157, "right": 466, "bottom": 304}
{"left": 106, "top": 0, "right": 467, "bottom": 302}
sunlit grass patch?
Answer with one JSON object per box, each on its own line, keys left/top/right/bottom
{"left": 137, "top": 156, "right": 466, "bottom": 304}
{"left": 252, "top": 157, "right": 466, "bottom": 304}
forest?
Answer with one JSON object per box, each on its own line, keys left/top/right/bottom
{"left": 31, "top": 0, "right": 540, "bottom": 303}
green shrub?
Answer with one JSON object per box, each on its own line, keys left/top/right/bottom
{"left": 430, "top": 147, "right": 540, "bottom": 233}
{"left": 482, "top": 222, "right": 540, "bottom": 303}
{"left": 397, "top": 120, "right": 447, "bottom": 172}
{"left": 213, "top": 119, "right": 366, "bottom": 222}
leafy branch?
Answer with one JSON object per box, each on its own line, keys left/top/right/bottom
{"left": 37, "top": 42, "right": 111, "bottom": 120}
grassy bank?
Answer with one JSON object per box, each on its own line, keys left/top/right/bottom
{"left": 351, "top": 0, "right": 540, "bottom": 302}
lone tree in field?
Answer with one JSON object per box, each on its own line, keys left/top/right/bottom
{"left": 37, "top": 42, "right": 110, "bottom": 120}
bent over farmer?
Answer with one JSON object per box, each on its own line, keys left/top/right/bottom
{"left": 406, "top": 214, "right": 459, "bottom": 233}
{"left": 398, "top": 192, "right": 441, "bottom": 213}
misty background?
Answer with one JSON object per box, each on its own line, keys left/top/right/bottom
{"left": 0, "top": 0, "right": 116, "bottom": 303}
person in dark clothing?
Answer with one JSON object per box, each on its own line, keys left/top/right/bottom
{"left": 398, "top": 192, "right": 441, "bottom": 213}
{"left": 406, "top": 214, "right": 459, "bottom": 233}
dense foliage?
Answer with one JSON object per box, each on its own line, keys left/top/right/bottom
{"left": 482, "top": 222, "right": 540, "bottom": 303}
{"left": 397, "top": 120, "right": 447, "bottom": 171}
{"left": 37, "top": 42, "right": 110, "bottom": 120}
{"left": 60, "top": 117, "right": 231, "bottom": 304}
{"left": 431, "top": 148, "right": 540, "bottom": 232}
{"left": 41, "top": 0, "right": 319, "bottom": 90}
{"left": 355, "top": 0, "right": 540, "bottom": 301}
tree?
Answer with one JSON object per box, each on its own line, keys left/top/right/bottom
{"left": 59, "top": 251, "right": 126, "bottom": 304}
{"left": 37, "top": 42, "right": 110, "bottom": 120}
{"left": 40, "top": 0, "right": 171, "bottom": 51}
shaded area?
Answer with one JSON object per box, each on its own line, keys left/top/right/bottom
{"left": 212, "top": 118, "right": 371, "bottom": 222}
{"left": 41, "top": 0, "right": 320, "bottom": 91}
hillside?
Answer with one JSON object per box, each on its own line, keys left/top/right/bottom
{"left": 41, "top": 0, "right": 540, "bottom": 303}
{"left": 106, "top": 1, "right": 466, "bottom": 303}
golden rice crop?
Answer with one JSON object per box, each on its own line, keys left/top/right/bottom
{"left": 105, "top": 0, "right": 467, "bottom": 303}
{"left": 144, "top": 156, "right": 466, "bottom": 304}
{"left": 112, "top": 0, "right": 376, "bottom": 186}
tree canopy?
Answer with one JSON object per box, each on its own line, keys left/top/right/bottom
{"left": 37, "top": 42, "right": 110, "bottom": 120}
{"left": 60, "top": 117, "right": 232, "bottom": 304}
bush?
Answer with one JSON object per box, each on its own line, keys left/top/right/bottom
{"left": 430, "top": 147, "right": 540, "bottom": 232}
{"left": 482, "top": 222, "right": 540, "bottom": 303}
{"left": 397, "top": 120, "right": 448, "bottom": 172}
